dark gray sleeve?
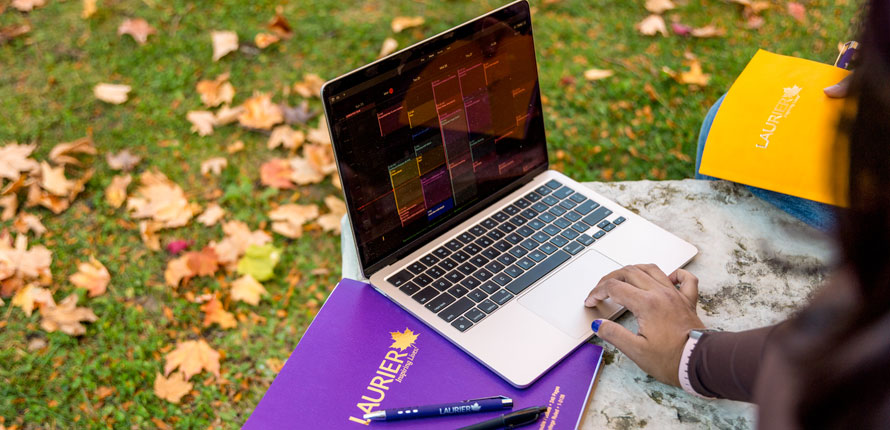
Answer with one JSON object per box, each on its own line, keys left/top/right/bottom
{"left": 688, "top": 325, "right": 781, "bottom": 402}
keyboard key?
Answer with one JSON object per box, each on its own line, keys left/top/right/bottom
{"left": 531, "top": 202, "right": 549, "bottom": 213}
{"left": 426, "top": 293, "right": 456, "bottom": 313}
{"left": 553, "top": 186, "right": 574, "bottom": 199}
{"left": 532, "top": 231, "right": 550, "bottom": 243}
{"left": 603, "top": 223, "right": 615, "bottom": 231}
{"left": 575, "top": 199, "right": 599, "bottom": 215}
{"left": 493, "top": 211, "right": 509, "bottom": 223}
{"left": 474, "top": 236, "right": 493, "bottom": 248}
{"left": 473, "top": 268, "right": 493, "bottom": 282}
{"left": 553, "top": 217, "right": 571, "bottom": 229}
{"left": 539, "top": 243, "right": 558, "bottom": 254}
{"left": 503, "top": 205, "right": 519, "bottom": 216}
{"left": 493, "top": 240, "right": 512, "bottom": 252}
{"left": 478, "top": 299, "right": 498, "bottom": 314}
{"left": 520, "top": 209, "right": 538, "bottom": 219}
{"left": 528, "top": 250, "right": 546, "bottom": 262}
{"left": 482, "top": 218, "right": 499, "bottom": 229}
{"left": 407, "top": 261, "right": 426, "bottom": 275}
{"left": 439, "top": 298, "right": 474, "bottom": 322}
{"left": 460, "top": 277, "right": 481, "bottom": 289}
{"left": 516, "top": 226, "right": 535, "bottom": 237}
{"left": 517, "top": 257, "right": 535, "bottom": 270}
{"left": 582, "top": 206, "right": 613, "bottom": 227}
{"left": 448, "top": 284, "right": 469, "bottom": 298}
{"left": 524, "top": 191, "right": 541, "bottom": 202}
{"left": 496, "top": 253, "right": 516, "bottom": 265}
{"left": 451, "top": 317, "right": 473, "bottom": 332}
{"left": 520, "top": 239, "right": 539, "bottom": 251}
{"left": 542, "top": 195, "right": 559, "bottom": 206}
{"left": 486, "top": 229, "right": 504, "bottom": 240}
{"left": 446, "top": 270, "right": 465, "bottom": 283}
{"left": 509, "top": 247, "right": 528, "bottom": 258}
{"left": 564, "top": 211, "right": 581, "bottom": 222}
{"left": 597, "top": 220, "right": 610, "bottom": 229}
{"left": 445, "top": 239, "right": 463, "bottom": 252}
{"left": 433, "top": 246, "right": 451, "bottom": 259}
{"left": 538, "top": 212, "right": 556, "bottom": 223}
{"left": 548, "top": 206, "right": 566, "bottom": 216}
{"left": 414, "top": 273, "right": 434, "bottom": 286}
{"left": 468, "top": 289, "right": 488, "bottom": 303}
{"left": 514, "top": 198, "right": 531, "bottom": 209}
{"left": 452, "top": 250, "right": 470, "bottom": 262}
{"left": 549, "top": 236, "right": 568, "bottom": 248}
{"left": 426, "top": 266, "right": 445, "bottom": 278}
{"left": 572, "top": 222, "right": 590, "bottom": 233}
{"left": 439, "top": 258, "right": 457, "bottom": 271}
{"left": 545, "top": 179, "right": 562, "bottom": 189}
{"left": 465, "top": 308, "right": 486, "bottom": 322}
{"left": 481, "top": 247, "right": 500, "bottom": 260}
{"left": 577, "top": 234, "right": 595, "bottom": 245}
{"left": 593, "top": 230, "right": 606, "bottom": 239}
{"left": 464, "top": 243, "right": 482, "bottom": 255}
{"left": 470, "top": 255, "right": 489, "bottom": 267}
{"left": 493, "top": 273, "right": 512, "bottom": 286}
{"left": 399, "top": 281, "right": 420, "bottom": 296}
{"left": 570, "top": 193, "right": 587, "bottom": 203}
{"left": 561, "top": 229, "right": 580, "bottom": 240}
{"left": 484, "top": 260, "right": 505, "bottom": 273}
{"left": 509, "top": 215, "right": 527, "bottom": 226}
{"left": 504, "top": 265, "right": 524, "bottom": 278}
{"left": 479, "top": 282, "right": 499, "bottom": 294}
{"left": 499, "top": 223, "right": 516, "bottom": 233}
{"left": 504, "top": 233, "right": 523, "bottom": 245}
{"left": 387, "top": 269, "right": 413, "bottom": 287}
{"left": 528, "top": 219, "right": 546, "bottom": 230}
{"left": 457, "top": 232, "right": 476, "bottom": 244}
{"left": 564, "top": 241, "right": 585, "bottom": 255}
{"left": 491, "top": 289, "right": 515, "bottom": 305}
{"left": 420, "top": 254, "right": 439, "bottom": 266}
{"left": 413, "top": 287, "right": 439, "bottom": 305}
{"left": 458, "top": 263, "right": 476, "bottom": 275}
{"left": 470, "top": 225, "right": 487, "bottom": 236}
{"left": 536, "top": 185, "right": 553, "bottom": 195}
{"left": 505, "top": 250, "right": 570, "bottom": 295}
{"left": 614, "top": 216, "right": 626, "bottom": 225}
{"left": 559, "top": 199, "right": 577, "bottom": 210}
{"left": 431, "top": 279, "right": 452, "bottom": 291}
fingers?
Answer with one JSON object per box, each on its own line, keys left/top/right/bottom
{"left": 584, "top": 278, "right": 646, "bottom": 313}
{"left": 599, "top": 265, "right": 670, "bottom": 292}
{"left": 633, "top": 263, "right": 674, "bottom": 289}
{"left": 592, "top": 319, "right": 646, "bottom": 360}
{"left": 669, "top": 269, "right": 699, "bottom": 306}
{"left": 824, "top": 74, "right": 852, "bottom": 98}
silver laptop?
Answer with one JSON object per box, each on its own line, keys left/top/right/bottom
{"left": 322, "top": 0, "right": 697, "bottom": 388}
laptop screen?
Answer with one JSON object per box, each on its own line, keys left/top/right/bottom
{"left": 323, "top": 1, "right": 547, "bottom": 273}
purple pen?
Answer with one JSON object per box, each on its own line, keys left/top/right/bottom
{"left": 835, "top": 41, "right": 858, "bottom": 70}
{"left": 363, "top": 395, "right": 513, "bottom": 422}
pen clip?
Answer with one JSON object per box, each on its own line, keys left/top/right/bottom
{"left": 463, "top": 395, "right": 511, "bottom": 402}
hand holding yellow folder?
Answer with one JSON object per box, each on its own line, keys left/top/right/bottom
{"left": 699, "top": 50, "right": 851, "bottom": 207}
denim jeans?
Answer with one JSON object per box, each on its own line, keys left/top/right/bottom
{"left": 695, "top": 94, "right": 837, "bottom": 232}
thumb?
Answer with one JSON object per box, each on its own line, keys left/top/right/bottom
{"left": 592, "top": 319, "right": 644, "bottom": 360}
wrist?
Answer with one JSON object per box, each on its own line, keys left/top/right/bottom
{"left": 678, "top": 329, "right": 718, "bottom": 399}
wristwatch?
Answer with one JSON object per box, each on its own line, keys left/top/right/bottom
{"left": 678, "top": 328, "right": 720, "bottom": 399}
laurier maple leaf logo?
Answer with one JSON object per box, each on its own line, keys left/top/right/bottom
{"left": 389, "top": 328, "right": 419, "bottom": 351}
{"left": 783, "top": 85, "right": 802, "bottom": 98}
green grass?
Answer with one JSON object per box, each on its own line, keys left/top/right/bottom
{"left": 0, "top": 0, "right": 857, "bottom": 428}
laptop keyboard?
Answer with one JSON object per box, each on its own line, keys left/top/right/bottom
{"left": 385, "top": 179, "right": 627, "bottom": 333}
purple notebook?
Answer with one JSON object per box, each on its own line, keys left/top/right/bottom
{"left": 244, "top": 278, "right": 604, "bottom": 429}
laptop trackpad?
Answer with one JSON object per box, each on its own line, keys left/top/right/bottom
{"left": 518, "top": 249, "right": 624, "bottom": 338}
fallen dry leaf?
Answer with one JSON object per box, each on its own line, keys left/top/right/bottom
{"left": 644, "top": 0, "right": 675, "bottom": 14}
{"left": 197, "top": 203, "right": 225, "bottom": 226}
{"left": 303, "top": 143, "right": 336, "bottom": 175}
{"left": 254, "top": 33, "right": 280, "bottom": 49}
{"left": 391, "top": 16, "right": 424, "bottom": 33}
{"left": 105, "top": 174, "right": 132, "bottom": 208}
{"left": 268, "top": 125, "right": 304, "bottom": 151}
{"left": 0, "top": 195, "right": 18, "bottom": 221}
{"left": 186, "top": 246, "right": 219, "bottom": 277}
{"left": 215, "top": 104, "right": 245, "bottom": 125}
{"left": 663, "top": 58, "right": 710, "bottom": 86}
{"left": 49, "top": 136, "right": 96, "bottom": 166}
{"left": 583, "top": 68, "right": 614, "bottom": 81}
{"left": 82, "top": 0, "right": 97, "bottom": 19}
{"left": 154, "top": 372, "right": 192, "bottom": 404}
{"left": 93, "top": 83, "right": 131, "bottom": 104}
{"left": 39, "top": 161, "right": 74, "bottom": 197}
{"left": 11, "top": 0, "right": 45, "bottom": 12}
{"left": 239, "top": 93, "right": 283, "bottom": 130}
{"left": 260, "top": 158, "right": 295, "bottom": 189}
{"left": 671, "top": 22, "right": 692, "bottom": 36}
{"left": 127, "top": 170, "right": 195, "bottom": 228}
{"left": 267, "top": 11, "right": 293, "bottom": 38}
{"left": 0, "top": 143, "right": 39, "bottom": 180}
{"left": 379, "top": 37, "right": 398, "bottom": 58}
{"left": 163, "top": 339, "right": 221, "bottom": 380}
{"left": 0, "top": 233, "right": 52, "bottom": 283}
{"left": 26, "top": 182, "right": 70, "bottom": 214}
{"left": 293, "top": 74, "right": 325, "bottom": 99}
{"left": 307, "top": 117, "right": 331, "bottom": 146}
{"left": 200, "top": 157, "right": 227, "bottom": 176}
{"left": 288, "top": 157, "right": 324, "bottom": 185}
{"left": 69, "top": 257, "right": 111, "bottom": 297}
{"left": 196, "top": 73, "right": 235, "bottom": 108}
{"left": 13, "top": 212, "right": 46, "bottom": 237}
{"left": 318, "top": 195, "right": 346, "bottom": 233}
{"left": 11, "top": 284, "right": 54, "bottom": 316}
{"left": 164, "top": 254, "right": 192, "bottom": 287}
{"left": 226, "top": 140, "right": 245, "bottom": 154}
{"left": 269, "top": 204, "right": 318, "bottom": 239}
{"left": 39, "top": 294, "right": 98, "bottom": 336}
{"left": 106, "top": 150, "right": 142, "bottom": 171}
{"left": 139, "top": 220, "right": 162, "bottom": 251}
{"left": 635, "top": 15, "right": 668, "bottom": 37}
{"left": 746, "top": 15, "right": 766, "bottom": 29}
{"left": 211, "top": 30, "right": 238, "bottom": 62}
{"left": 787, "top": 2, "right": 806, "bottom": 22}
{"left": 200, "top": 296, "right": 236, "bottom": 329}
{"left": 280, "top": 100, "right": 317, "bottom": 125}
{"left": 0, "top": 24, "right": 31, "bottom": 45}
{"left": 230, "top": 274, "right": 267, "bottom": 306}
{"left": 211, "top": 221, "right": 272, "bottom": 267}
{"left": 187, "top": 110, "right": 216, "bottom": 136}
{"left": 165, "top": 239, "right": 191, "bottom": 255}
{"left": 690, "top": 25, "right": 726, "bottom": 38}
{"left": 118, "top": 18, "right": 156, "bottom": 45}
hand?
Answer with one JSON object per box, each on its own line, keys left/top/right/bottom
{"left": 584, "top": 264, "right": 704, "bottom": 387}
{"left": 823, "top": 73, "right": 852, "bottom": 98}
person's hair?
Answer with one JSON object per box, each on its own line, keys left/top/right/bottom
{"left": 789, "top": 0, "right": 890, "bottom": 427}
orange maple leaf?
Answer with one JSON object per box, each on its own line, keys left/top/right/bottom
{"left": 389, "top": 328, "right": 419, "bottom": 351}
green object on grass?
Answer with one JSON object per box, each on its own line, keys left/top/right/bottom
{"left": 237, "top": 244, "right": 282, "bottom": 281}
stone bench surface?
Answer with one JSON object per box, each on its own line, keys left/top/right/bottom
{"left": 340, "top": 179, "right": 834, "bottom": 429}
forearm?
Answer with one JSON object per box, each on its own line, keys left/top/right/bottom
{"left": 685, "top": 324, "right": 781, "bottom": 402}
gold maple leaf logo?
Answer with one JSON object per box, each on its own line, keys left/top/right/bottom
{"left": 783, "top": 85, "right": 802, "bottom": 98}
{"left": 389, "top": 328, "right": 419, "bottom": 351}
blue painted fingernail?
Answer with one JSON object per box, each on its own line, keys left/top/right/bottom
{"left": 591, "top": 319, "right": 603, "bottom": 333}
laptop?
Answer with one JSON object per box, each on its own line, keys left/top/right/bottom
{"left": 321, "top": 0, "right": 697, "bottom": 388}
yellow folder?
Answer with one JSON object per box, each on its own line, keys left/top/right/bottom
{"left": 699, "top": 49, "right": 851, "bottom": 207}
